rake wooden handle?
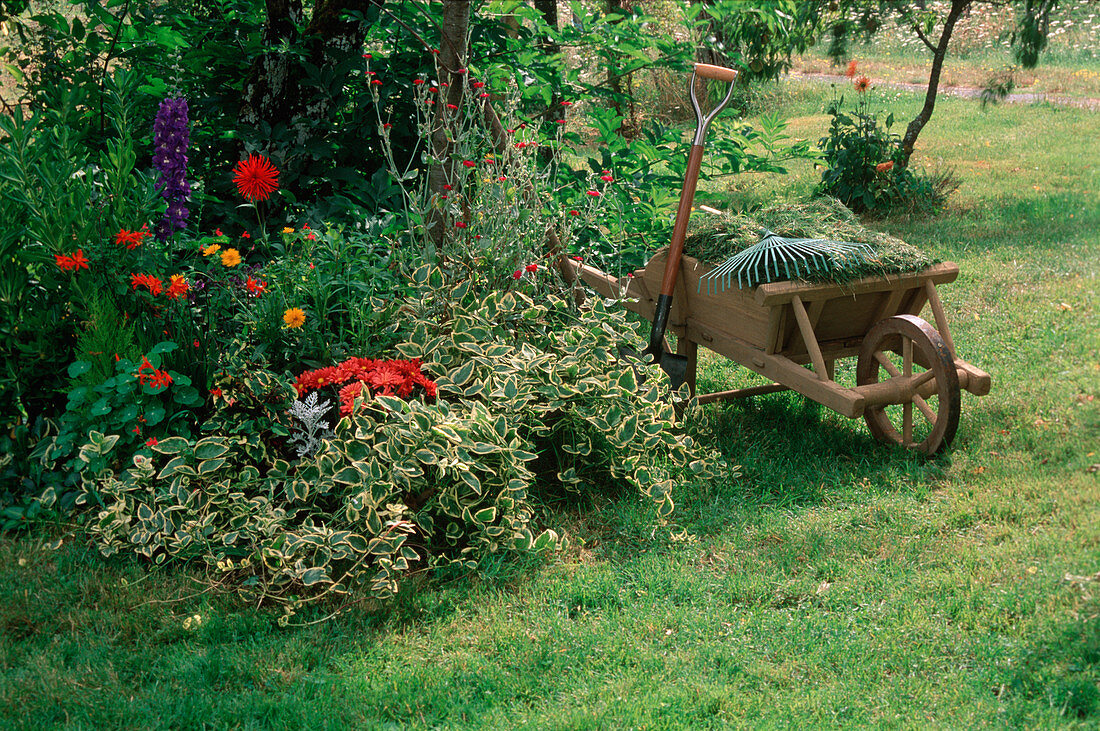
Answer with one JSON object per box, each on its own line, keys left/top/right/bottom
{"left": 693, "top": 63, "right": 739, "bottom": 83}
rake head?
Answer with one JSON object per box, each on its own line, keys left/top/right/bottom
{"left": 700, "top": 229, "right": 873, "bottom": 292}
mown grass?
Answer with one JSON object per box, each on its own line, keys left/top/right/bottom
{"left": 2, "top": 84, "right": 1098, "bottom": 729}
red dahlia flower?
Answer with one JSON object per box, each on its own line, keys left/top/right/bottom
{"left": 232, "top": 154, "right": 280, "bottom": 202}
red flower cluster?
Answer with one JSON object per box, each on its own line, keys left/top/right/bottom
{"left": 55, "top": 249, "right": 89, "bottom": 272}
{"left": 131, "top": 273, "right": 189, "bottom": 299}
{"left": 115, "top": 226, "right": 152, "bottom": 250}
{"left": 136, "top": 356, "right": 173, "bottom": 391}
{"left": 295, "top": 357, "right": 437, "bottom": 416}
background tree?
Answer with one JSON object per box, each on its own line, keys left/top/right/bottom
{"left": 826, "top": 0, "right": 1060, "bottom": 168}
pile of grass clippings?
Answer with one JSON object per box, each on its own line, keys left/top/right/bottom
{"left": 682, "top": 198, "right": 938, "bottom": 284}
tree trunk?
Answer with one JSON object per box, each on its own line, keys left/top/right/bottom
{"left": 898, "top": 0, "right": 970, "bottom": 168}
{"left": 606, "top": 0, "right": 629, "bottom": 127}
{"left": 535, "top": 0, "right": 563, "bottom": 168}
{"left": 239, "top": 0, "right": 382, "bottom": 144}
{"left": 426, "top": 0, "right": 471, "bottom": 249}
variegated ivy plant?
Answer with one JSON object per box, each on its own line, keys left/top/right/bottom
{"left": 69, "top": 263, "right": 727, "bottom": 623}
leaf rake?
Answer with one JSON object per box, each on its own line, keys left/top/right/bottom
{"left": 700, "top": 228, "right": 873, "bottom": 293}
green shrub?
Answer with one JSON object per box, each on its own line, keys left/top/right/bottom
{"left": 817, "top": 85, "right": 956, "bottom": 215}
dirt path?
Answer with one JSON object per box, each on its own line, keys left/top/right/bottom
{"left": 787, "top": 71, "right": 1100, "bottom": 111}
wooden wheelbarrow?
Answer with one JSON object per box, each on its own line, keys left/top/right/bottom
{"left": 562, "top": 249, "right": 991, "bottom": 454}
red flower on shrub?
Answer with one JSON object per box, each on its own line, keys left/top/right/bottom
{"left": 525, "top": 263, "right": 538, "bottom": 273}
{"left": 135, "top": 355, "right": 172, "bottom": 391}
{"left": 462, "top": 160, "right": 475, "bottom": 168}
{"left": 232, "top": 154, "right": 280, "bottom": 202}
{"left": 165, "top": 274, "right": 189, "bottom": 299}
{"left": 846, "top": 60, "right": 858, "bottom": 78}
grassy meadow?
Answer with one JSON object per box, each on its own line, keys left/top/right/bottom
{"left": 2, "top": 80, "right": 1098, "bottom": 728}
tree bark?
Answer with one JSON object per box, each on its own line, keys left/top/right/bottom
{"left": 239, "top": 0, "right": 382, "bottom": 142}
{"left": 426, "top": 0, "right": 471, "bottom": 249}
{"left": 898, "top": 0, "right": 970, "bottom": 168}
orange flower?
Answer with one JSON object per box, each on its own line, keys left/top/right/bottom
{"left": 283, "top": 307, "right": 306, "bottom": 329}
{"left": 232, "top": 154, "right": 280, "bottom": 202}
{"left": 845, "top": 60, "right": 858, "bottom": 78}
{"left": 220, "top": 248, "right": 241, "bottom": 267}
{"left": 854, "top": 75, "right": 871, "bottom": 93}
{"left": 875, "top": 161, "right": 895, "bottom": 172}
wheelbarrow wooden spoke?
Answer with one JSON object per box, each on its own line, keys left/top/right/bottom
{"left": 913, "top": 393, "right": 937, "bottom": 424}
{"left": 875, "top": 351, "right": 901, "bottom": 378}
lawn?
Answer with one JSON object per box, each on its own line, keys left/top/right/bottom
{"left": 2, "top": 82, "right": 1098, "bottom": 729}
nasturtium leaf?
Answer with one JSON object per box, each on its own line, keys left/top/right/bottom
{"left": 67, "top": 360, "right": 92, "bottom": 378}
{"left": 144, "top": 405, "right": 166, "bottom": 426}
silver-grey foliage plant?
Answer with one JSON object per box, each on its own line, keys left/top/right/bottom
{"left": 288, "top": 392, "right": 334, "bottom": 457}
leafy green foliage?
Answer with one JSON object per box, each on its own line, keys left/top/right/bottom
{"left": 701, "top": 0, "right": 826, "bottom": 81}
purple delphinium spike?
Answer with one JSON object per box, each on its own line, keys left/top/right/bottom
{"left": 153, "top": 97, "right": 191, "bottom": 242}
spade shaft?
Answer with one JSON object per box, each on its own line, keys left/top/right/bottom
{"left": 646, "top": 64, "right": 738, "bottom": 386}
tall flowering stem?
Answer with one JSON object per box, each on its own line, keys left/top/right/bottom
{"left": 153, "top": 97, "right": 191, "bottom": 242}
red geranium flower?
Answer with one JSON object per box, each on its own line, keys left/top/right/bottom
{"left": 232, "top": 154, "right": 280, "bottom": 202}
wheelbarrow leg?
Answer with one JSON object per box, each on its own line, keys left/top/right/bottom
{"left": 676, "top": 337, "right": 698, "bottom": 396}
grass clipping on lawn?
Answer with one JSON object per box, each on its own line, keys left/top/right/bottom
{"left": 682, "top": 198, "right": 938, "bottom": 285}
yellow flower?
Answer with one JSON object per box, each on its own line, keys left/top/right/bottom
{"left": 202, "top": 243, "right": 221, "bottom": 256}
{"left": 221, "top": 248, "right": 241, "bottom": 267}
{"left": 282, "top": 227, "right": 295, "bottom": 234}
{"left": 283, "top": 307, "right": 306, "bottom": 329}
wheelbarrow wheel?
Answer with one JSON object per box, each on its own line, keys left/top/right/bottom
{"left": 856, "top": 315, "right": 961, "bottom": 454}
